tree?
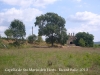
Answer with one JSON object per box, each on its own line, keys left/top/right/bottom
{"left": 74, "top": 32, "right": 94, "bottom": 47}
{"left": 79, "top": 38, "right": 85, "bottom": 47}
{"left": 4, "top": 29, "right": 12, "bottom": 39}
{"left": 57, "top": 28, "right": 68, "bottom": 45}
{"left": 10, "top": 19, "right": 26, "bottom": 41}
{"left": 34, "top": 12, "right": 67, "bottom": 46}
{"left": 28, "top": 34, "right": 37, "bottom": 43}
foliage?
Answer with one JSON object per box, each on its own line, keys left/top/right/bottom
{"left": 9, "top": 19, "right": 26, "bottom": 40}
{"left": 93, "top": 44, "right": 100, "bottom": 48}
{"left": 0, "top": 38, "right": 7, "bottom": 49}
{"left": 57, "top": 28, "right": 68, "bottom": 45}
{"left": 74, "top": 32, "right": 94, "bottom": 47}
{"left": 28, "top": 34, "right": 37, "bottom": 43}
{"left": 0, "top": 38, "right": 3, "bottom": 48}
{"left": 4, "top": 29, "right": 12, "bottom": 39}
{"left": 34, "top": 12, "right": 67, "bottom": 46}
{"left": 79, "top": 38, "right": 85, "bottom": 47}
{"left": 36, "top": 36, "right": 44, "bottom": 43}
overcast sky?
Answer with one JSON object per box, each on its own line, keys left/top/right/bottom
{"left": 0, "top": 0, "right": 100, "bottom": 42}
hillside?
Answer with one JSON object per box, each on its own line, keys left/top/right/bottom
{"left": 94, "top": 42, "right": 100, "bottom": 44}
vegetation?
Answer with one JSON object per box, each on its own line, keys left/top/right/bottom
{"left": 94, "top": 42, "right": 100, "bottom": 45}
{"left": 4, "top": 29, "right": 12, "bottom": 39}
{"left": 36, "top": 36, "right": 44, "bottom": 43}
{"left": 34, "top": 12, "right": 68, "bottom": 46}
{"left": 9, "top": 19, "right": 26, "bottom": 41}
{"left": 27, "top": 34, "right": 37, "bottom": 43}
{"left": 0, "top": 48, "right": 100, "bottom": 75}
{"left": 0, "top": 13, "right": 100, "bottom": 75}
{"left": 57, "top": 28, "right": 68, "bottom": 45}
{"left": 79, "top": 38, "right": 85, "bottom": 47}
{"left": 0, "top": 38, "right": 3, "bottom": 48}
{"left": 74, "top": 32, "right": 94, "bottom": 47}
{"left": 93, "top": 44, "right": 100, "bottom": 48}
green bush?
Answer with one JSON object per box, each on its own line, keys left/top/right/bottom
{"left": 28, "top": 34, "right": 37, "bottom": 44}
{"left": 74, "top": 32, "right": 94, "bottom": 47}
{"left": 7, "top": 41, "right": 21, "bottom": 49}
{"left": 79, "top": 38, "right": 85, "bottom": 47}
{"left": 93, "top": 44, "right": 100, "bottom": 48}
{"left": 0, "top": 39, "right": 3, "bottom": 48}
{"left": 0, "top": 39, "right": 7, "bottom": 49}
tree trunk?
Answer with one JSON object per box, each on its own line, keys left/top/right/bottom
{"left": 51, "top": 40, "right": 53, "bottom": 47}
{"left": 51, "top": 33, "right": 54, "bottom": 47}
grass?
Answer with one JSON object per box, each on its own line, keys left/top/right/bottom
{"left": 0, "top": 47, "right": 100, "bottom": 75}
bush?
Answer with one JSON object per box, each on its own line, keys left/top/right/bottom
{"left": 28, "top": 34, "right": 37, "bottom": 43}
{"left": 0, "top": 39, "right": 7, "bottom": 49}
{"left": 93, "top": 44, "right": 100, "bottom": 48}
{"left": 74, "top": 32, "right": 94, "bottom": 47}
{"left": 79, "top": 38, "right": 85, "bottom": 47}
{"left": 13, "top": 41, "right": 20, "bottom": 47}
{"left": 0, "top": 39, "right": 3, "bottom": 48}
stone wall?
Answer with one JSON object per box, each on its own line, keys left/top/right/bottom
{"left": 67, "top": 33, "right": 76, "bottom": 45}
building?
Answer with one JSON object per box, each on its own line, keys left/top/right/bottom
{"left": 67, "top": 33, "right": 76, "bottom": 45}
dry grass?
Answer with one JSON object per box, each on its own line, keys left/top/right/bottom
{"left": 0, "top": 47, "right": 100, "bottom": 75}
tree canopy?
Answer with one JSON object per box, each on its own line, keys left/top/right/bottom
{"left": 10, "top": 19, "right": 26, "bottom": 40}
{"left": 4, "top": 29, "right": 12, "bottom": 39}
{"left": 74, "top": 32, "right": 94, "bottom": 47}
{"left": 34, "top": 12, "right": 67, "bottom": 46}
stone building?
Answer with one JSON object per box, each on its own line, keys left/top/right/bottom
{"left": 67, "top": 33, "right": 76, "bottom": 45}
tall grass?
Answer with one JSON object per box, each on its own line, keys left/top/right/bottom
{"left": 0, "top": 47, "right": 100, "bottom": 75}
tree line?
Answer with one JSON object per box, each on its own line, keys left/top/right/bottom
{"left": 3, "top": 12, "right": 94, "bottom": 47}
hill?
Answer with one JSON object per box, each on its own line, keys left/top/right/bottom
{"left": 94, "top": 41, "right": 100, "bottom": 44}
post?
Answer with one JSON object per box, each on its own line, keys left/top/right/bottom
{"left": 0, "top": 34, "right": 1, "bottom": 39}
{"left": 32, "top": 26, "right": 33, "bottom": 35}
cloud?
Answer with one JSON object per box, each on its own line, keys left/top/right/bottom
{"left": 67, "top": 11, "right": 98, "bottom": 22}
{"left": 33, "top": 0, "right": 58, "bottom": 8}
{"left": 67, "top": 11, "right": 100, "bottom": 33}
{"left": 0, "top": 0, "right": 58, "bottom": 8}
{"left": 76, "top": 0, "right": 81, "bottom": 2}
{"left": 0, "top": 26, "right": 7, "bottom": 36}
{"left": 73, "top": 0, "right": 82, "bottom": 2}
{"left": 0, "top": 26, "right": 7, "bottom": 32}
{"left": 0, "top": 8, "right": 42, "bottom": 22}
{"left": 0, "top": 7, "right": 43, "bottom": 36}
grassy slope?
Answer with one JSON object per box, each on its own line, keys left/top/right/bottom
{"left": 0, "top": 47, "right": 100, "bottom": 75}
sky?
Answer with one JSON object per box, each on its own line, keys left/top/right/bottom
{"left": 0, "top": 0, "right": 100, "bottom": 42}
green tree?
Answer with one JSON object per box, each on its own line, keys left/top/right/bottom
{"left": 4, "top": 29, "right": 12, "bottom": 39}
{"left": 28, "top": 34, "right": 37, "bottom": 43}
{"left": 74, "top": 32, "right": 94, "bottom": 47}
{"left": 57, "top": 28, "right": 68, "bottom": 45}
{"left": 79, "top": 38, "right": 85, "bottom": 47}
{"left": 10, "top": 19, "right": 26, "bottom": 41}
{"left": 34, "top": 12, "right": 66, "bottom": 46}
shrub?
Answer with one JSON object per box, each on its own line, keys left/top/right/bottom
{"left": 74, "top": 32, "right": 94, "bottom": 47}
{"left": 79, "top": 38, "right": 85, "bottom": 47}
{"left": 28, "top": 34, "right": 37, "bottom": 43}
